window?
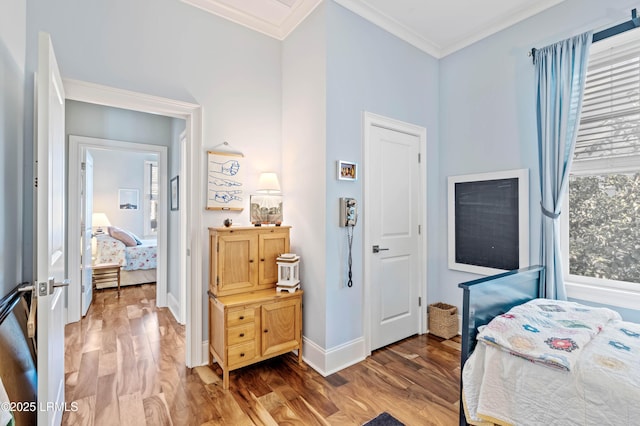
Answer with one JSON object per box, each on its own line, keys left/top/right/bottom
{"left": 144, "top": 160, "right": 158, "bottom": 237}
{"left": 562, "top": 29, "right": 640, "bottom": 305}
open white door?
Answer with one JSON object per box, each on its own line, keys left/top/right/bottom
{"left": 36, "top": 31, "right": 67, "bottom": 426}
{"left": 81, "top": 149, "right": 94, "bottom": 315}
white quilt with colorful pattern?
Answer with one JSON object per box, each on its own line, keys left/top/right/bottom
{"left": 476, "top": 298, "right": 622, "bottom": 371}
{"left": 463, "top": 299, "right": 640, "bottom": 426}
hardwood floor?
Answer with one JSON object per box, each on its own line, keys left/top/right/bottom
{"left": 63, "top": 285, "right": 461, "bottom": 425}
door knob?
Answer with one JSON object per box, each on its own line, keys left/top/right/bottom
{"left": 372, "top": 245, "right": 389, "bottom": 253}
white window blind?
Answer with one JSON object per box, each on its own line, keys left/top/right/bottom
{"left": 144, "top": 160, "right": 158, "bottom": 235}
{"left": 575, "top": 37, "right": 640, "bottom": 161}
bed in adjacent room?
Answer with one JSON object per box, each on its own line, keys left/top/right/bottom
{"left": 458, "top": 266, "right": 640, "bottom": 426}
{"left": 95, "top": 227, "right": 157, "bottom": 287}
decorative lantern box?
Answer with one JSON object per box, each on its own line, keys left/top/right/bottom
{"left": 276, "top": 254, "right": 300, "bottom": 293}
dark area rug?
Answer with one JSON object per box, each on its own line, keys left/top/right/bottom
{"left": 363, "top": 412, "right": 405, "bottom": 426}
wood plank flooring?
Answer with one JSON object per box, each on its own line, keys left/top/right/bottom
{"left": 63, "top": 285, "right": 461, "bottom": 425}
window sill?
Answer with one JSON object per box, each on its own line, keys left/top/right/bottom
{"left": 565, "top": 281, "right": 640, "bottom": 311}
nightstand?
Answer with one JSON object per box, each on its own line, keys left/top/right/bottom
{"left": 92, "top": 263, "right": 121, "bottom": 297}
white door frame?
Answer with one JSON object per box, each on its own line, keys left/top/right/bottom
{"left": 362, "top": 111, "right": 428, "bottom": 356}
{"left": 68, "top": 136, "right": 168, "bottom": 313}
{"left": 179, "top": 131, "right": 188, "bottom": 324}
{"left": 64, "top": 78, "right": 203, "bottom": 367}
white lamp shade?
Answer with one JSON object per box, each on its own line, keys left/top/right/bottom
{"left": 92, "top": 212, "right": 111, "bottom": 229}
{"left": 257, "top": 172, "right": 281, "bottom": 194}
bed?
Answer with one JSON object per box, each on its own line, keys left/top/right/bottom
{"left": 458, "top": 265, "right": 640, "bottom": 426}
{"left": 95, "top": 233, "right": 157, "bottom": 287}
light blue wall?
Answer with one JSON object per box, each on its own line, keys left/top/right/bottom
{"left": 0, "top": 0, "right": 25, "bottom": 297}
{"left": 282, "top": 4, "right": 328, "bottom": 348}
{"left": 325, "top": 2, "right": 440, "bottom": 347}
{"left": 438, "top": 0, "right": 640, "bottom": 321}
{"left": 66, "top": 100, "right": 175, "bottom": 148}
{"left": 89, "top": 149, "right": 158, "bottom": 238}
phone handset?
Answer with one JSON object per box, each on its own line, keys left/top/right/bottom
{"left": 340, "top": 197, "right": 357, "bottom": 227}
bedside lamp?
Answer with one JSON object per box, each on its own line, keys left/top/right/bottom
{"left": 92, "top": 212, "right": 111, "bottom": 236}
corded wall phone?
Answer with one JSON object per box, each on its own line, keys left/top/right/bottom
{"left": 339, "top": 197, "right": 357, "bottom": 227}
{"left": 340, "top": 197, "right": 357, "bottom": 287}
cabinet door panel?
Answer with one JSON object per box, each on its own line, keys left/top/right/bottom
{"left": 259, "top": 231, "right": 290, "bottom": 286}
{"left": 209, "top": 297, "right": 225, "bottom": 364}
{"left": 261, "top": 297, "right": 300, "bottom": 357}
{"left": 218, "top": 233, "right": 258, "bottom": 295}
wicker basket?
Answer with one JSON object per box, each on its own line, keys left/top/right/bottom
{"left": 428, "top": 302, "right": 458, "bottom": 339}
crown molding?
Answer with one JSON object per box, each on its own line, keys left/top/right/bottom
{"left": 181, "top": 0, "right": 322, "bottom": 40}
{"left": 439, "top": 0, "right": 566, "bottom": 57}
{"left": 334, "top": 0, "right": 566, "bottom": 58}
{"left": 333, "top": 0, "right": 442, "bottom": 58}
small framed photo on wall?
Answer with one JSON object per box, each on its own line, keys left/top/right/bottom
{"left": 170, "top": 176, "right": 179, "bottom": 211}
{"left": 118, "top": 188, "right": 139, "bottom": 210}
{"left": 337, "top": 160, "right": 358, "bottom": 181}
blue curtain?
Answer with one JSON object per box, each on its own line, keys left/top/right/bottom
{"left": 534, "top": 32, "right": 592, "bottom": 300}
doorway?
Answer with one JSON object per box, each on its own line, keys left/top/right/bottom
{"left": 64, "top": 78, "right": 204, "bottom": 367}
{"left": 69, "top": 136, "right": 168, "bottom": 319}
{"left": 363, "top": 112, "right": 427, "bottom": 354}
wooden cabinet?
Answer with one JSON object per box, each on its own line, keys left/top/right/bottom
{"left": 209, "top": 226, "right": 290, "bottom": 297}
{"left": 208, "top": 226, "right": 302, "bottom": 389}
{"left": 208, "top": 289, "right": 302, "bottom": 389}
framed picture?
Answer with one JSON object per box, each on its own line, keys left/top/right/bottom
{"left": 337, "top": 160, "right": 358, "bottom": 181}
{"left": 250, "top": 195, "right": 283, "bottom": 225}
{"left": 118, "top": 188, "right": 139, "bottom": 210}
{"left": 207, "top": 150, "right": 244, "bottom": 210}
{"left": 170, "top": 176, "right": 179, "bottom": 211}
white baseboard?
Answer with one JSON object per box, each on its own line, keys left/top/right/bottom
{"left": 302, "top": 336, "right": 366, "bottom": 377}
{"left": 167, "top": 292, "right": 184, "bottom": 324}
{"left": 202, "top": 340, "right": 209, "bottom": 365}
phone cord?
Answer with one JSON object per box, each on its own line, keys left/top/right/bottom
{"left": 347, "top": 225, "right": 354, "bottom": 287}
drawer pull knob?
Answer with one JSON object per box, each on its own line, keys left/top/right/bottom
{"left": 264, "top": 329, "right": 269, "bottom": 333}
{"left": 240, "top": 352, "right": 245, "bottom": 357}
{"left": 249, "top": 259, "right": 254, "bottom": 263}
{"left": 239, "top": 333, "right": 245, "bottom": 337}
{"left": 239, "top": 316, "right": 244, "bottom": 320}
{"left": 260, "top": 258, "right": 265, "bottom": 262}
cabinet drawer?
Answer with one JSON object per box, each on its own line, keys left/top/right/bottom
{"left": 227, "top": 323, "right": 255, "bottom": 346}
{"left": 228, "top": 341, "right": 256, "bottom": 367}
{"left": 227, "top": 307, "right": 255, "bottom": 327}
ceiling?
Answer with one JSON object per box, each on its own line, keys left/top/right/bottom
{"left": 181, "top": 0, "right": 566, "bottom": 58}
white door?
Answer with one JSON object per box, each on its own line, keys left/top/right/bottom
{"left": 81, "top": 150, "right": 94, "bottom": 315}
{"left": 369, "top": 124, "right": 422, "bottom": 350}
{"left": 36, "top": 31, "right": 67, "bottom": 426}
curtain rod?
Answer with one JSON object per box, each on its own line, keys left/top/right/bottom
{"left": 528, "top": 8, "right": 639, "bottom": 63}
